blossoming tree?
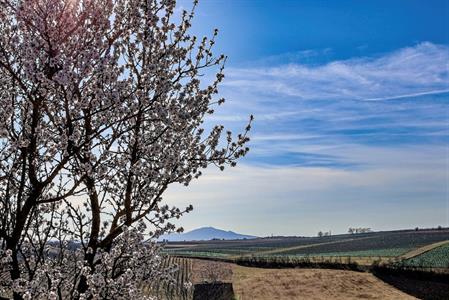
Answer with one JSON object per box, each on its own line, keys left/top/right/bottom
{"left": 0, "top": 0, "right": 251, "bottom": 298}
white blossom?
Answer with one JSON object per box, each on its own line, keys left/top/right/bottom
{"left": 0, "top": 0, "right": 251, "bottom": 299}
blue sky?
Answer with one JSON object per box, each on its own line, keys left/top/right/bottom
{"left": 166, "top": 0, "right": 449, "bottom": 237}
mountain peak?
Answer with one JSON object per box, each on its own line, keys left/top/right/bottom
{"left": 159, "top": 226, "right": 257, "bottom": 242}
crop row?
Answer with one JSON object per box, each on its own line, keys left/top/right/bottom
{"left": 143, "top": 256, "right": 194, "bottom": 300}
{"left": 400, "top": 243, "right": 449, "bottom": 268}
{"left": 166, "top": 251, "right": 230, "bottom": 258}
{"left": 274, "top": 247, "right": 410, "bottom": 258}
{"left": 165, "top": 230, "right": 449, "bottom": 260}
{"left": 270, "top": 232, "right": 449, "bottom": 256}
{"left": 166, "top": 235, "right": 363, "bottom": 252}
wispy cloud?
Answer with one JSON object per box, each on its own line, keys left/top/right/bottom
{"left": 206, "top": 43, "right": 449, "bottom": 168}
{"left": 164, "top": 0, "right": 449, "bottom": 236}
{"left": 174, "top": 43, "right": 449, "bottom": 235}
{"left": 362, "top": 89, "right": 449, "bottom": 101}
{"left": 223, "top": 42, "right": 449, "bottom": 101}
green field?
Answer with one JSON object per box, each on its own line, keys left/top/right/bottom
{"left": 276, "top": 247, "right": 410, "bottom": 258}
{"left": 164, "top": 229, "right": 449, "bottom": 269}
{"left": 401, "top": 243, "right": 449, "bottom": 268}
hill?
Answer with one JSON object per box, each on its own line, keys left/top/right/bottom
{"left": 159, "top": 226, "right": 257, "bottom": 241}
{"left": 163, "top": 228, "right": 449, "bottom": 268}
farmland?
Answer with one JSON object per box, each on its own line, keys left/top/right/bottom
{"left": 163, "top": 228, "right": 449, "bottom": 269}
{"left": 268, "top": 231, "right": 448, "bottom": 257}
{"left": 157, "top": 229, "right": 449, "bottom": 299}
{"left": 231, "top": 265, "right": 416, "bottom": 300}
{"left": 401, "top": 243, "right": 449, "bottom": 268}
{"left": 145, "top": 258, "right": 419, "bottom": 300}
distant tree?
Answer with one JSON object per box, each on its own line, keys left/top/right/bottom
{"left": 0, "top": 0, "right": 251, "bottom": 299}
{"left": 348, "top": 227, "right": 371, "bottom": 234}
{"left": 318, "top": 231, "right": 323, "bottom": 237}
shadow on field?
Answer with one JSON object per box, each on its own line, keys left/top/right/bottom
{"left": 234, "top": 256, "right": 366, "bottom": 272}
{"left": 372, "top": 267, "right": 449, "bottom": 300}
{"left": 193, "top": 282, "right": 234, "bottom": 300}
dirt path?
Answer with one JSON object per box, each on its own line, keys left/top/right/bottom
{"left": 400, "top": 240, "right": 449, "bottom": 260}
{"left": 232, "top": 266, "right": 417, "bottom": 300}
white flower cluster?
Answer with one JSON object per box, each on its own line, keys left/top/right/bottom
{"left": 0, "top": 0, "right": 252, "bottom": 298}
{"left": 3, "top": 228, "right": 170, "bottom": 299}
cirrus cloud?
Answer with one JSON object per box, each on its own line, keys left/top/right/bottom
{"left": 223, "top": 42, "right": 449, "bottom": 101}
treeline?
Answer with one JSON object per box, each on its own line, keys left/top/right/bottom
{"left": 348, "top": 227, "right": 372, "bottom": 234}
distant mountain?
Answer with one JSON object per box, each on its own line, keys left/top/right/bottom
{"left": 159, "top": 226, "right": 257, "bottom": 241}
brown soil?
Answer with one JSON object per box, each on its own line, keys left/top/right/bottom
{"left": 232, "top": 266, "right": 417, "bottom": 300}
{"left": 187, "top": 259, "right": 416, "bottom": 300}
